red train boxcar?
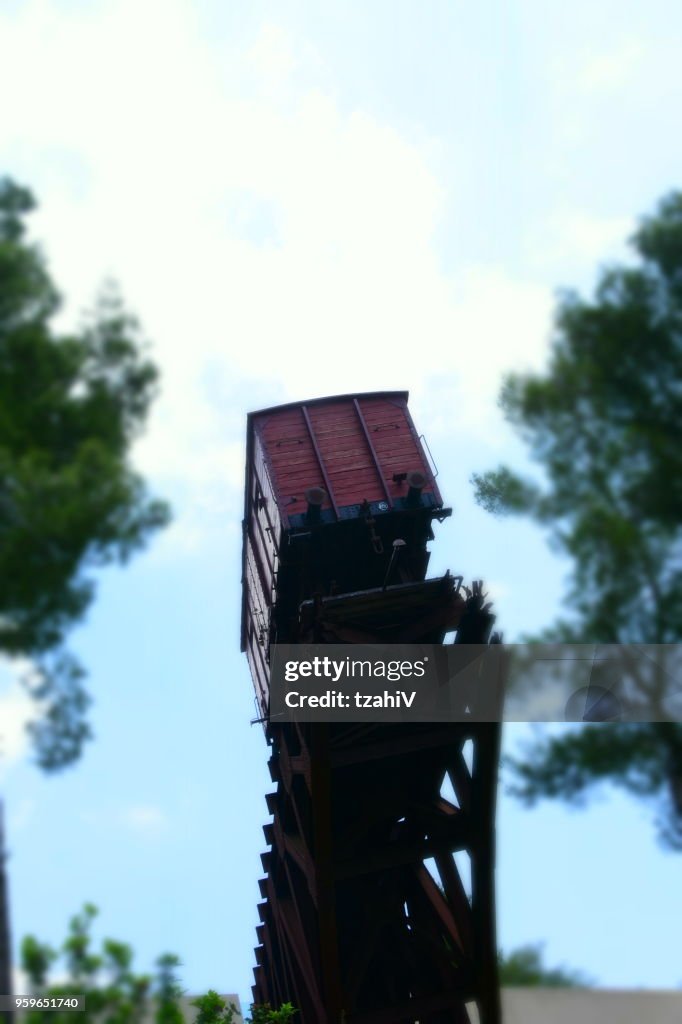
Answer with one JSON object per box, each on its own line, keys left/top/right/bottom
{"left": 241, "top": 391, "right": 451, "bottom": 716}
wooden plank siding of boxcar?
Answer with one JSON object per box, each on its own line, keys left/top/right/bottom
{"left": 307, "top": 401, "right": 386, "bottom": 507}
{"left": 243, "top": 433, "right": 281, "bottom": 717}
{"left": 243, "top": 541, "right": 271, "bottom": 717}
{"left": 356, "top": 396, "right": 439, "bottom": 504}
{"left": 245, "top": 463, "right": 276, "bottom": 605}
{"left": 258, "top": 408, "right": 330, "bottom": 521}
{"left": 253, "top": 434, "right": 282, "bottom": 562}
{"left": 244, "top": 540, "right": 269, "bottom": 639}
{"left": 248, "top": 496, "right": 274, "bottom": 587}
{"left": 245, "top": 629, "right": 269, "bottom": 720}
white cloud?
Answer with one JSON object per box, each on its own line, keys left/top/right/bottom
{"left": 79, "top": 803, "right": 168, "bottom": 835}
{"left": 524, "top": 209, "right": 633, "bottom": 279}
{"left": 247, "top": 22, "right": 298, "bottom": 94}
{"left": 120, "top": 805, "right": 167, "bottom": 833}
{"left": 415, "top": 266, "right": 553, "bottom": 443}
{"left": 0, "top": 659, "right": 39, "bottom": 774}
{"left": 483, "top": 580, "right": 511, "bottom": 602}
{"left": 8, "top": 798, "right": 36, "bottom": 834}
{"left": 13, "top": 967, "right": 30, "bottom": 998}
{"left": 0, "top": 0, "right": 554, "bottom": 551}
{"left": 576, "top": 39, "right": 644, "bottom": 93}
{"left": 550, "top": 36, "right": 645, "bottom": 101}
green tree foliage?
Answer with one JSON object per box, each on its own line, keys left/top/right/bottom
{"left": 22, "top": 904, "right": 152, "bottom": 1024}
{"left": 498, "top": 944, "right": 592, "bottom": 988}
{"left": 190, "top": 994, "right": 296, "bottom": 1024}
{"left": 0, "top": 177, "right": 170, "bottom": 769}
{"left": 472, "top": 191, "right": 682, "bottom": 847}
{"left": 154, "top": 955, "right": 185, "bottom": 1024}
{"left": 244, "top": 1007, "right": 296, "bottom": 1024}
{"left": 190, "top": 991, "right": 239, "bottom": 1024}
{"left": 21, "top": 905, "right": 296, "bottom": 1024}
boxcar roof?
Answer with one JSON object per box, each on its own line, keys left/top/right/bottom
{"left": 246, "top": 390, "right": 409, "bottom": 423}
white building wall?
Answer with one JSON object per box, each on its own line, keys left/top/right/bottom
{"left": 469, "top": 989, "right": 682, "bottom": 1024}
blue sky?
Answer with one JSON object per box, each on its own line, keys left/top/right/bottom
{"left": 1, "top": 0, "right": 682, "bottom": 1008}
